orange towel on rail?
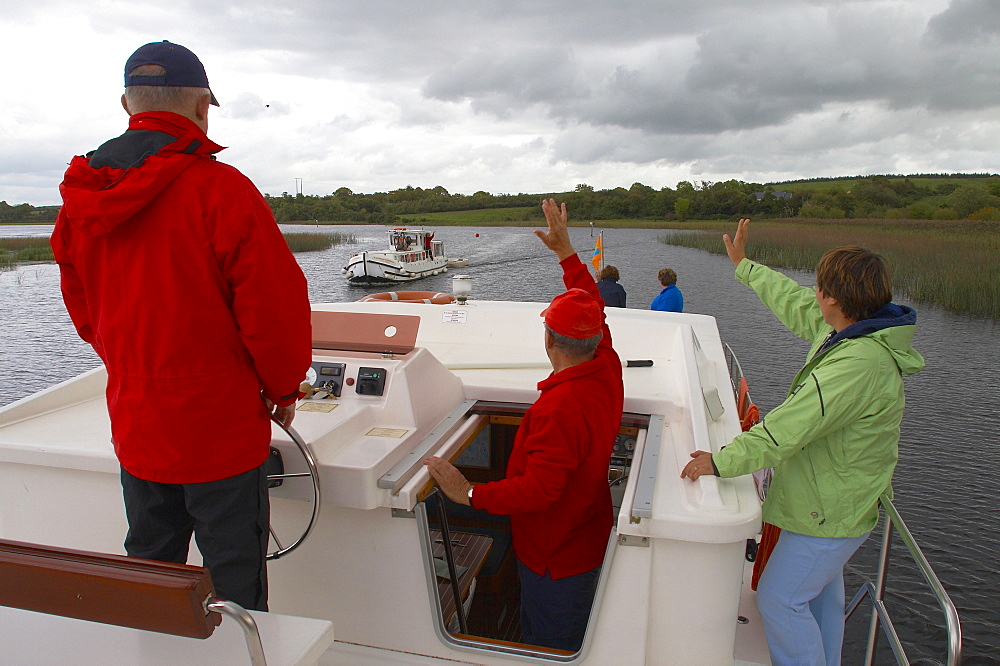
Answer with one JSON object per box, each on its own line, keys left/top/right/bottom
{"left": 751, "top": 522, "right": 781, "bottom": 591}
{"left": 741, "top": 403, "right": 760, "bottom": 431}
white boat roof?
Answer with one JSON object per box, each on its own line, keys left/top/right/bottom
{"left": 389, "top": 228, "right": 433, "bottom": 235}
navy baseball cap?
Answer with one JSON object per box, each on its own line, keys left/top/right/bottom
{"left": 124, "top": 40, "right": 219, "bottom": 106}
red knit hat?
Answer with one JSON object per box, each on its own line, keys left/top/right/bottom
{"left": 540, "top": 288, "right": 603, "bottom": 339}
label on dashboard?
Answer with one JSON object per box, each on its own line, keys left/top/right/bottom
{"left": 298, "top": 402, "right": 339, "bottom": 413}
{"left": 442, "top": 310, "right": 468, "bottom": 324}
{"left": 365, "top": 427, "right": 408, "bottom": 438}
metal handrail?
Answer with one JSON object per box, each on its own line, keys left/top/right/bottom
{"left": 723, "top": 342, "right": 754, "bottom": 408}
{"left": 845, "top": 493, "right": 962, "bottom": 665}
{"left": 428, "top": 488, "right": 469, "bottom": 635}
{"left": 206, "top": 598, "right": 267, "bottom": 665}
{"left": 723, "top": 342, "right": 743, "bottom": 393}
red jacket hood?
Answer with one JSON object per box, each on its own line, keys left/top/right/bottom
{"left": 59, "top": 112, "right": 226, "bottom": 236}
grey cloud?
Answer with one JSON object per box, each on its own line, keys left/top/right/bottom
{"left": 220, "top": 92, "right": 291, "bottom": 120}
{"left": 926, "top": 0, "right": 1000, "bottom": 43}
{"left": 538, "top": 3, "right": 999, "bottom": 139}
{"left": 75, "top": 2, "right": 1000, "bottom": 137}
{"left": 6, "top": 0, "right": 1000, "bottom": 204}
{"left": 423, "top": 48, "right": 582, "bottom": 119}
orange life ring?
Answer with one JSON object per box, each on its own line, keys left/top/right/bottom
{"left": 357, "top": 291, "right": 457, "bottom": 305}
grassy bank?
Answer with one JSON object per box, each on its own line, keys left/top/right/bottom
{"left": 0, "top": 238, "right": 52, "bottom": 271}
{"left": 658, "top": 218, "right": 999, "bottom": 319}
{"left": 398, "top": 207, "right": 537, "bottom": 226}
{"left": 282, "top": 232, "right": 356, "bottom": 252}
{"left": 0, "top": 232, "right": 356, "bottom": 271}
{"left": 398, "top": 208, "right": 688, "bottom": 228}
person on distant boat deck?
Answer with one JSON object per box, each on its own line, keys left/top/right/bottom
{"left": 50, "top": 40, "right": 312, "bottom": 612}
{"left": 681, "top": 219, "right": 924, "bottom": 666}
{"left": 650, "top": 267, "right": 683, "bottom": 312}
{"left": 425, "top": 199, "right": 624, "bottom": 653}
{"left": 596, "top": 265, "right": 627, "bottom": 307}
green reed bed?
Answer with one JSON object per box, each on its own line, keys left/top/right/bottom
{"left": 0, "top": 237, "right": 53, "bottom": 270}
{"left": 1, "top": 232, "right": 355, "bottom": 271}
{"left": 658, "top": 218, "right": 1000, "bottom": 319}
{"left": 282, "top": 232, "right": 356, "bottom": 253}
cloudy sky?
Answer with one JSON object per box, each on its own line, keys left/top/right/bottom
{"left": 2, "top": 0, "right": 999, "bottom": 206}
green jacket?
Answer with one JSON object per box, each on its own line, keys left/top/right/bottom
{"left": 714, "top": 259, "right": 925, "bottom": 538}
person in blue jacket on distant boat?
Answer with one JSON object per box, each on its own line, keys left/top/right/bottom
{"left": 650, "top": 267, "right": 683, "bottom": 312}
{"left": 596, "top": 265, "right": 627, "bottom": 307}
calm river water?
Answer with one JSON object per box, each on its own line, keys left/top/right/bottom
{"left": 1, "top": 223, "right": 997, "bottom": 663}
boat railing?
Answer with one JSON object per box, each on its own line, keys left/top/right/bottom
{"left": 845, "top": 493, "right": 962, "bottom": 665}
{"left": 723, "top": 342, "right": 751, "bottom": 404}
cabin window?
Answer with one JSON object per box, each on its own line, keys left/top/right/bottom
{"left": 415, "top": 405, "right": 645, "bottom": 660}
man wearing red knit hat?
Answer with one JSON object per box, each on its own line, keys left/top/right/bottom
{"left": 426, "top": 199, "right": 624, "bottom": 652}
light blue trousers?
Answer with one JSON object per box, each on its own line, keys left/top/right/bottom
{"left": 756, "top": 530, "right": 870, "bottom": 666}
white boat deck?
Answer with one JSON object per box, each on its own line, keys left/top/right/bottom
{"left": 0, "top": 300, "right": 768, "bottom": 664}
{"left": 0, "top": 606, "right": 335, "bottom": 665}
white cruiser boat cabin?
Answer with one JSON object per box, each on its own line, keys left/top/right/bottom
{"left": 344, "top": 228, "right": 448, "bottom": 284}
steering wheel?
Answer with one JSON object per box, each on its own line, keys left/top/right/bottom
{"left": 265, "top": 417, "right": 322, "bottom": 560}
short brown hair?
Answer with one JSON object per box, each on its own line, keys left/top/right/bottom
{"left": 597, "top": 265, "right": 620, "bottom": 281}
{"left": 815, "top": 246, "right": 892, "bottom": 322}
{"left": 658, "top": 268, "right": 677, "bottom": 286}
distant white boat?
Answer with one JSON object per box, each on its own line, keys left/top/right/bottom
{"left": 344, "top": 228, "right": 448, "bottom": 284}
{"left": 447, "top": 257, "right": 469, "bottom": 268}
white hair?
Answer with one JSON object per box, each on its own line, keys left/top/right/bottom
{"left": 545, "top": 325, "right": 602, "bottom": 357}
{"left": 124, "top": 64, "right": 210, "bottom": 113}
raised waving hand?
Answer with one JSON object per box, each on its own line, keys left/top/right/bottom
{"left": 723, "top": 218, "right": 751, "bottom": 267}
{"left": 535, "top": 198, "right": 576, "bottom": 262}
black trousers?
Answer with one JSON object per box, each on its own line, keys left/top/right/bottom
{"left": 518, "top": 560, "right": 601, "bottom": 652}
{"left": 121, "top": 464, "right": 270, "bottom": 611}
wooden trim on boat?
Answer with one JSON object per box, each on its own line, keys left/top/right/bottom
{"left": 0, "top": 539, "right": 220, "bottom": 639}
{"left": 416, "top": 417, "right": 489, "bottom": 503}
{"left": 471, "top": 401, "right": 532, "bottom": 417}
{"left": 473, "top": 401, "right": 649, "bottom": 434}
{"left": 430, "top": 530, "right": 493, "bottom": 627}
{"left": 488, "top": 415, "right": 524, "bottom": 427}
{"left": 413, "top": 402, "right": 650, "bottom": 500}
{"left": 311, "top": 310, "right": 420, "bottom": 354}
{"left": 449, "top": 633, "right": 576, "bottom": 657}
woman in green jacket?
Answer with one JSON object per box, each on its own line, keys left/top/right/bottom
{"left": 682, "top": 219, "right": 924, "bottom": 665}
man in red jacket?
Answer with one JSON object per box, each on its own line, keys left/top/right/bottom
{"left": 50, "top": 41, "right": 312, "bottom": 611}
{"left": 426, "top": 199, "right": 624, "bottom": 651}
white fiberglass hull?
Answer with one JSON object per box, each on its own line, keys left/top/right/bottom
{"left": 0, "top": 301, "right": 768, "bottom": 664}
{"left": 344, "top": 250, "right": 449, "bottom": 284}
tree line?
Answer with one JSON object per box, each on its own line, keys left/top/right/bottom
{"left": 0, "top": 202, "right": 59, "bottom": 223}
{"left": 263, "top": 175, "right": 1000, "bottom": 223}
{"left": 5, "top": 174, "right": 1000, "bottom": 224}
